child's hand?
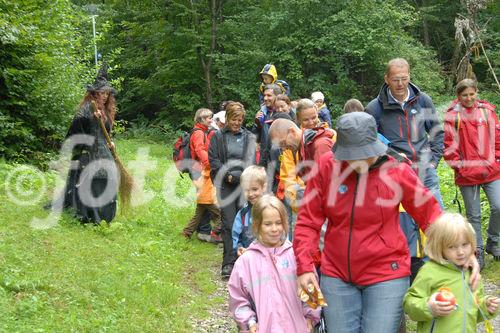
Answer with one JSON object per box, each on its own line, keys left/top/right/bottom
{"left": 306, "top": 318, "right": 313, "bottom": 332}
{"left": 237, "top": 247, "right": 246, "bottom": 256}
{"left": 249, "top": 323, "right": 257, "bottom": 333}
{"left": 428, "top": 293, "right": 456, "bottom": 317}
{"left": 486, "top": 296, "right": 500, "bottom": 314}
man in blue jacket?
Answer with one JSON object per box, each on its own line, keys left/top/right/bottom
{"left": 366, "top": 58, "right": 444, "bottom": 207}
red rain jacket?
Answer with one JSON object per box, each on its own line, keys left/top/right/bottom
{"left": 443, "top": 99, "right": 500, "bottom": 186}
{"left": 293, "top": 153, "right": 442, "bottom": 286}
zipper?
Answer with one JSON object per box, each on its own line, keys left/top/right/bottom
{"left": 347, "top": 173, "right": 360, "bottom": 283}
{"left": 461, "top": 270, "right": 467, "bottom": 333}
{"left": 404, "top": 109, "right": 417, "bottom": 161}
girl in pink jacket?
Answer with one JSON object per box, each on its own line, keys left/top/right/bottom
{"left": 228, "top": 195, "right": 320, "bottom": 333}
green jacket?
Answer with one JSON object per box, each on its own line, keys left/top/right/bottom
{"left": 403, "top": 260, "right": 496, "bottom": 333}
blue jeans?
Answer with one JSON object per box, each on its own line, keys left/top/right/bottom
{"left": 321, "top": 276, "right": 409, "bottom": 333}
{"left": 460, "top": 179, "right": 500, "bottom": 249}
{"left": 420, "top": 166, "right": 444, "bottom": 209}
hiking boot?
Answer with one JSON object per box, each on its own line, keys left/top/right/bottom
{"left": 485, "top": 239, "right": 500, "bottom": 261}
{"left": 221, "top": 264, "right": 233, "bottom": 279}
{"left": 210, "top": 231, "right": 223, "bottom": 243}
{"left": 476, "top": 248, "right": 485, "bottom": 271}
{"left": 196, "top": 232, "right": 212, "bottom": 242}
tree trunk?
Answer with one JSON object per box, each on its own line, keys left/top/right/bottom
{"left": 190, "top": 0, "right": 223, "bottom": 109}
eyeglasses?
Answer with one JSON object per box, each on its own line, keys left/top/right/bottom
{"left": 390, "top": 77, "right": 409, "bottom": 84}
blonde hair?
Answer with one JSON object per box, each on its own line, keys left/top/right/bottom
{"left": 296, "top": 98, "right": 316, "bottom": 116}
{"left": 251, "top": 195, "right": 289, "bottom": 244}
{"left": 225, "top": 102, "right": 246, "bottom": 122}
{"left": 241, "top": 165, "right": 267, "bottom": 189}
{"left": 424, "top": 212, "right": 476, "bottom": 265}
{"left": 194, "top": 108, "right": 213, "bottom": 123}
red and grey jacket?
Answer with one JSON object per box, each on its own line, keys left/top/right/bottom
{"left": 293, "top": 153, "right": 442, "bottom": 286}
{"left": 443, "top": 99, "right": 500, "bottom": 186}
{"left": 297, "top": 127, "right": 335, "bottom": 181}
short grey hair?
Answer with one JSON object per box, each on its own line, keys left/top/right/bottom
{"left": 385, "top": 58, "right": 410, "bottom": 76}
{"left": 264, "top": 83, "right": 282, "bottom": 96}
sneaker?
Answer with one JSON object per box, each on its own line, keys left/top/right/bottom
{"left": 210, "top": 231, "right": 223, "bottom": 243}
{"left": 196, "top": 233, "right": 212, "bottom": 243}
{"left": 221, "top": 264, "right": 233, "bottom": 279}
{"left": 485, "top": 239, "right": 500, "bottom": 260}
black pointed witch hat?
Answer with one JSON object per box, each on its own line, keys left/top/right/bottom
{"left": 87, "top": 62, "right": 115, "bottom": 93}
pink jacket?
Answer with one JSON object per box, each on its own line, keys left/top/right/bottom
{"left": 228, "top": 240, "right": 320, "bottom": 333}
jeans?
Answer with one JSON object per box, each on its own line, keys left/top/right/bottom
{"left": 321, "top": 276, "right": 409, "bottom": 333}
{"left": 420, "top": 166, "right": 444, "bottom": 208}
{"left": 460, "top": 179, "right": 500, "bottom": 249}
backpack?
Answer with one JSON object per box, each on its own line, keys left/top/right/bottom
{"left": 172, "top": 128, "right": 208, "bottom": 177}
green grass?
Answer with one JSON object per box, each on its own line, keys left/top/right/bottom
{"left": 0, "top": 138, "right": 224, "bottom": 332}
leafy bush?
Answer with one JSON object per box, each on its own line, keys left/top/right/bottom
{"left": 0, "top": 0, "right": 93, "bottom": 166}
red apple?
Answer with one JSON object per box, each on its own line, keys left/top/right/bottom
{"left": 435, "top": 287, "right": 456, "bottom": 306}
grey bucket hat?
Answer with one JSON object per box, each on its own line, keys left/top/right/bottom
{"left": 333, "top": 112, "right": 387, "bottom": 161}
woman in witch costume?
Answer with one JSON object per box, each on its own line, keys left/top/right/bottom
{"left": 62, "top": 65, "right": 118, "bottom": 223}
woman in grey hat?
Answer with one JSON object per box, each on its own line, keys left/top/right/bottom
{"left": 61, "top": 64, "right": 118, "bottom": 224}
{"left": 292, "top": 112, "right": 448, "bottom": 332}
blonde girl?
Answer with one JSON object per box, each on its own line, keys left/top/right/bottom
{"left": 404, "top": 213, "right": 499, "bottom": 332}
{"left": 228, "top": 195, "right": 320, "bottom": 333}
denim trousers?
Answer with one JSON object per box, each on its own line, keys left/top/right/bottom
{"left": 460, "top": 179, "right": 500, "bottom": 249}
{"left": 321, "top": 275, "right": 409, "bottom": 333}
{"left": 420, "top": 166, "right": 444, "bottom": 209}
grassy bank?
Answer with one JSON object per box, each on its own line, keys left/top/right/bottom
{"left": 0, "top": 138, "right": 223, "bottom": 332}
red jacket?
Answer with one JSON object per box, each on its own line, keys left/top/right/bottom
{"left": 190, "top": 123, "right": 214, "bottom": 170}
{"left": 443, "top": 100, "right": 500, "bottom": 186}
{"left": 293, "top": 153, "right": 442, "bottom": 286}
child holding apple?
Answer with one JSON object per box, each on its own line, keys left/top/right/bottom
{"left": 403, "top": 213, "right": 499, "bottom": 332}
{"left": 228, "top": 195, "right": 320, "bottom": 332}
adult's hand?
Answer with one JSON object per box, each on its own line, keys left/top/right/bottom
{"left": 427, "top": 293, "right": 456, "bottom": 317}
{"left": 467, "top": 254, "right": 481, "bottom": 290}
{"left": 297, "top": 272, "right": 320, "bottom": 296}
{"left": 254, "top": 111, "right": 263, "bottom": 126}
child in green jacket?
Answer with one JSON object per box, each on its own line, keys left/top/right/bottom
{"left": 404, "top": 213, "right": 499, "bottom": 332}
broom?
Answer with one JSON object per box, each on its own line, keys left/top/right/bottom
{"left": 91, "top": 101, "right": 134, "bottom": 209}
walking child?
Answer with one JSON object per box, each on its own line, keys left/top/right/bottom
{"left": 228, "top": 195, "right": 321, "bottom": 332}
{"left": 232, "top": 166, "right": 267, "bottom": 257}
{"left": 404, "top": 213, "right": 499, "bottom": 332}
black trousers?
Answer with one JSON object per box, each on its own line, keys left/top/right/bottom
{"left": 217, "top": 184, "right": 244, "bottom": 268}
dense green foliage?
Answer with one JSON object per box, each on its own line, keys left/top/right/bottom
{"left": 0, "top": 0, "right": 498, "bottom": 163}
{"left": 0, "top": 0, "right": 93, "bottom": 165}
